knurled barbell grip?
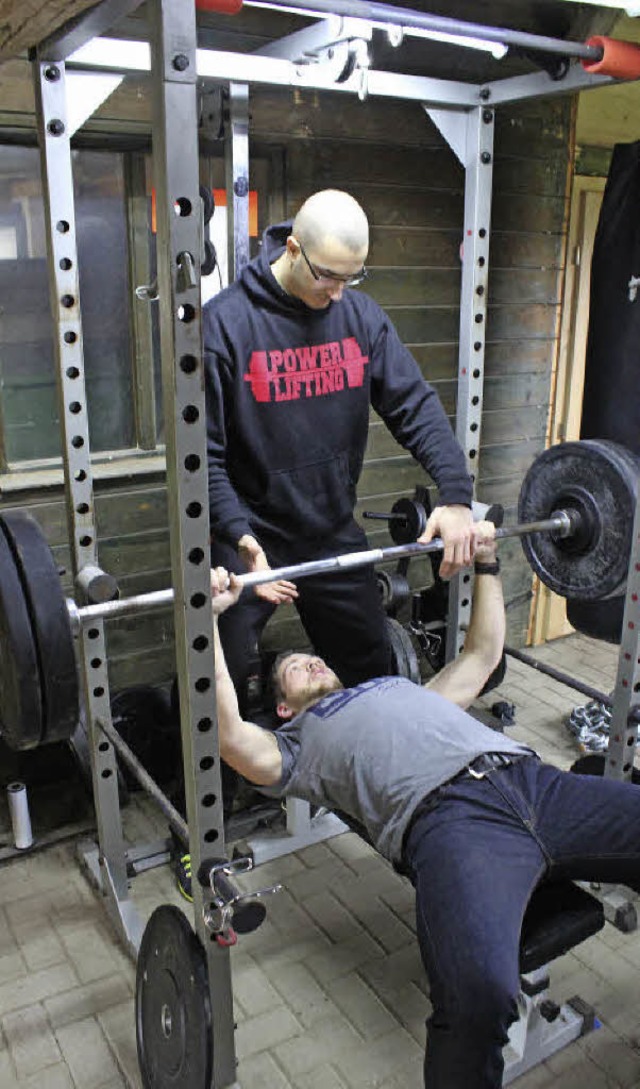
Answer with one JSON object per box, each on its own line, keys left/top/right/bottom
{"left": 67, "top": 511, "right": 572, "bottom": 630}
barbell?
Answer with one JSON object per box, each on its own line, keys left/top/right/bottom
{"left": 0, "top": 438, "right": 638, "bottom": 751}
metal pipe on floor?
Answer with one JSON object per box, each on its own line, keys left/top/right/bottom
{"left": 96, "top": 717, "right": 189, "bottom": 846}
{"left": 503, "top": 644, "right": 640, "bottom": 726}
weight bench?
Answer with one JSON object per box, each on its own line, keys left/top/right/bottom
{"left": 504, "top": 877, "right": 604, "bottom": 1081}
{"left": 334, "top": 811, "right": 604, "bottom": 1082}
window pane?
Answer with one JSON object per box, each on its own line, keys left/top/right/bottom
{"left": 0, "top": 145, "right": 135, "bottom": 464}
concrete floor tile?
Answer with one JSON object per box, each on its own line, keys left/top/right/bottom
{"left": 233, "top": 958, "right": 286, "bottom": 1018}
{"left": 376, "top": 982, "right": 428, "bottom": 1045}
{"left": 54, "top": 922, "right": 125, "bottom": 985}
{"left": 302, "top": 891, "right": 367, "bottom": 943}
{"left": 97, "top": 1002, "right": 141, "bottom": 1089}
{"left": 283, "top": 859, "right": 357, "bottom": 902}
{"left": 0, "top": 950, "right": 27, "bottom": 986}
{"left": 331, "top": 888, "right": 414, "bottom": 954}
{"left": 269, "top": 961, "right": 337, "bottom": 1028}
{"left": 2, "top": 1003, "right": 61, "bottom": 1079}
{"left": 274, "top": 1015, "right": 362, "bottom": 1079}
{"left": 328, "top": 972, "right": 398, "bottom": 1039}
{"left": 305, "top": 932, "right": 385, "bottom": 984}
{"left": 44, "top": 974, "right": 132, "bottom": 1030}
{"left": 335, "top": 1026, "right": 423, "bottom": 1088}
{"left": 511, "top": 1063, "right": 556, "bottom": 1088}
{"left": 18, "top": 1063, "right": 75, "bottom": 1089}
{"left": 235, "top": 1007, "right": 302, "bottom": 1060}
{"left": 237, "top": 1050, "right": 293, "bottom": 1088}
{"left": 359, "top": 944, "right": 426, "bottom": 997}
{"left": 55, "top": 1017, "right": 122, "bottom": 1089}
{"left": 578, "top": 1022, "right": 640, "bottom": 1088}
{"left": 292, "top": 1063, "right": 348, "bottom": 1088}
{"left": 0, "top": 1050, "right": 18, "bottom": 1089}
{"left": 376, "top": 1063, "right": 424, "bottom": 1089}
{"left": 0, "top": 964, "right": 78, "bottom": 1017}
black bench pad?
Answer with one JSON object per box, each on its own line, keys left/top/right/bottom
{"left": 520, "top": 880, "right": 604, "bottom": 975}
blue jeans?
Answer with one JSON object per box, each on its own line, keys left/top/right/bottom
{"left": 403, "top": 755, "right": 640, "bottom": 1089}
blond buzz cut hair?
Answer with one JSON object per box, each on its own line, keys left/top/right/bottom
{"left": 292, "top": 189, "right": 369, "bottom": 255}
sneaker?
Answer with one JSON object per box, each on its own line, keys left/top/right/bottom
{"left": 176, "top": 854, "right": 193, "bottom": 903}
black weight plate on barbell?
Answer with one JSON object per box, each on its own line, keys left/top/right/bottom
{"left": 0, "top": 512, "right": 78, "bottom": 746}
{"left": 136, "top": 905, "right": 212, "bottom": 1089}
{"left": 0, "top": 528, "right": 42, "bottom": 750}
{"left": 199, "top": 184, "right": 215, "bottom": 226}
{"left": 376, "top": 569, "right": 410, "bottom": 613}
{"left": 201, "top": 238, "right": 217, "bottom": 277}
{"left": 387, "top": 617, "right": 420, "bottom": 684}
{"left": 389, "top": 498, "right": 427, "bottom": 545}
{"left": 518, "top": 439, "right": 640, "bottom": 602}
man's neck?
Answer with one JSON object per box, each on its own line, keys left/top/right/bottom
{"left": 270, "top": 253, "right": 290, "bottom": 294}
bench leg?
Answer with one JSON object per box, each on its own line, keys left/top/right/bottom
{"left": 503, "top": 966, "right": 599, "bottom": 1084}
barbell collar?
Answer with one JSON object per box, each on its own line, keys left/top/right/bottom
{"left": 65, "top": 511, "right": 572, "bottom": 629}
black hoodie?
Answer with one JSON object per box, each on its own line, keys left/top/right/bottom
{"left": 203, "top": 222, "right": 472, "bottom": 549}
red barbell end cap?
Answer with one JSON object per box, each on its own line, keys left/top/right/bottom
{"left": 196, "top": 0, "right": 243, "bottom": 12}
{"left": 582, "top": 35, "right": 640, "bottom": 79}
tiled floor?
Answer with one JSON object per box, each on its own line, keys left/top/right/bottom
{"left": 1, "top": 632, "right": 639, "bottom": 1089}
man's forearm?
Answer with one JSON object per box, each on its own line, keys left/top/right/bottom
{"left": 213, "top": 617, "right": 243, "bottom": 737}
{"left": 464, "top": 566, "right": 506, "bottom": 667}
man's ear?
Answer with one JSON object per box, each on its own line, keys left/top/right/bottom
{"left": 276, "top": 700, "right": 294, "bottom": 721}
{"left": 285, "top": 235, "right": 299, "bottom": 258}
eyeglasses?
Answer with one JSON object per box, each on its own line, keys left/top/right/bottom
{"left": 297, "top": 240, "right": 368, "bottom": 287}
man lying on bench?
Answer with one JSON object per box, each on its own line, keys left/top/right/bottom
{"left": 209, "top": 526, "right": 640, "bottom": 1089}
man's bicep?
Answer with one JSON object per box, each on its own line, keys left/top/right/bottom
{"left": 424, "top": 656, "right": 487, "bottom": 710}
{"left": 221, "top": 720, "right": 283, "bottom": 786}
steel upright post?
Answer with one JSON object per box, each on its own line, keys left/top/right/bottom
{"left": 32, "top": 55, "right": 136, "bottom": 945}
{"left": 149, "top": 0, "right": 239, "bottom": 1083}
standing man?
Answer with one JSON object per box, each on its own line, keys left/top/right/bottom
{"left": 203, "top": 188, "right": 474, "bottom": 713}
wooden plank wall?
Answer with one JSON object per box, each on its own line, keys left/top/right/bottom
{"left": 0, "top": 87, "right": 572, "bottom": 697}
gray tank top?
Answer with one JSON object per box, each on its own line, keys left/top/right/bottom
{"left": 270, "top": 676, "right": 533, "bottom": 863}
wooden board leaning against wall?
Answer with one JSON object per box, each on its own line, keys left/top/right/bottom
{"left": 530, "top": 172, "right": 606, "bottom": 645}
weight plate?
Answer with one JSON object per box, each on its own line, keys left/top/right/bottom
{"left": 387, "top": 617, "right": 420, "bottom": 683}
{"left": 389, "top": 497, "right": 427, "bottom": 546}
{"left": 0, "top": 512, "right": 79, "bottom": 745}
{"left": 136, "top": 905, "right": 212, "bottom": 1089}
{"left": 518, "top": 439, "right": 640, "bottom": 601}
{"left": 199, "top": 184, "right": 215, "bottom": 226}
{"left": 0, "top": 528, "right": 42, "bottom": 750}
{"left": 376, "top": 569, "right": 410, "bottom": 612}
